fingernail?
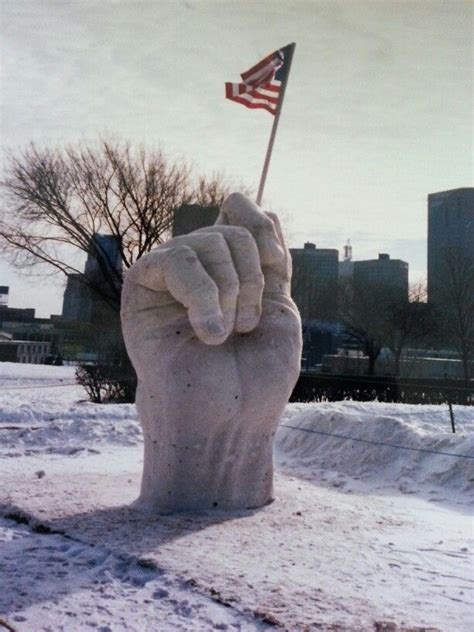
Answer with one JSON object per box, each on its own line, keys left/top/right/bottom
{"left": 207, "top": 316, "right": 226, "bottom": 336}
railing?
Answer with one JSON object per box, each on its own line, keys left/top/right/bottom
{"left": 291, "top": 372, "right": 473, "bottom": 405}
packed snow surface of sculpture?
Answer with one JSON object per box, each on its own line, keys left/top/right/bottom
{"left": 121, "top": 193, "right": 302, "bottom": 512}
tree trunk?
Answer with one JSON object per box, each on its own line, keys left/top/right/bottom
{"left": 364, "top": 341, "right": 381, "bottom": 376}
{"left": 394, "top": 349, "right": 402, "bottom": 377}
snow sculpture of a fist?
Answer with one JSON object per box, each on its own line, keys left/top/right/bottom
{"left": 121, "top": 193, "right": 302, "bottom": 513}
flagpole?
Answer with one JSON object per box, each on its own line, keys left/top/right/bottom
{"left": 256, "top": 42, "right": 296, "bottom": 206}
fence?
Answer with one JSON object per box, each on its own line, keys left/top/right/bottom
{"left": 1, "top": 373, "right": 472, "bottom": 406}
{"left": 291, "top": 373, "right": 473, "bottom": 406}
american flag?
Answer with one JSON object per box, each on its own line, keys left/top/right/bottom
{"left": 225, "top": 45, "right": 292, "bottom": 115}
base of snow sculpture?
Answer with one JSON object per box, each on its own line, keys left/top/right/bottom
{"left": 121, "top": 193, "right": 302, "bottom": 513}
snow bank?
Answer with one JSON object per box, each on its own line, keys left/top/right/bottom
{"left": 1, "top": 363, "right": 473, "bottom": 505}
{"left": 0, "top": 398, "right": 140, "bottom": 455}
{"left": 0, "top": 363, "right": 140, "bottom": 455}
{"left": 0, "top": 361, "right": 77, "bottom": 386}
{"left": 276, "top": 401, "right": 474, "bottom": 505}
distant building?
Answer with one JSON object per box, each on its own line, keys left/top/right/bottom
{"left": 0, "top": 304, "right": 55, "bottom": 339}
{"left": 427, "top": 188, "right": 474, "bottom": 307}
{"left": 62, "top": 233, "right": 123, "bottom": 324}
{"left": 59, "top": 234, "right": 124, "bottom": 361}
{"left": 62, "top": 274, "right": 92, "bottom": 322}
{"left": 172, "top": 204, "right": 219, "bottom": 237}
{"left": 353, "top": 254, "right": 408, "bottom": 306}
{"left": 0, "top": 338, "right": 20, "bottom": 362}
{"left": 338, "top": 240, "right": 354, "bottom": 280}
{"left": 322, "top": 351, "right": 370, "bottom": 376}
{"left": 301, "top": 319, "right": 342, "bottom": 368}
{"left": 0, "top": 286, "right": 8, "bottom": 306}
{"left": 0, "top": 336, "right": 51, "bottom": 364}
{"left": 0, "top": 298, "right": 103, "bottom": 364}
{"left": 0, "top": 288, "right": 46, "bottom": 335}
{"left": 0, "top": 304, "right": 59, "bottom": 364}
{"left": 0, "top": 305, "right": 36, "bottom": 321}
{"left": 84, "top": 233, "right": 123, "bottom": 280}
{"left": 290, "top": 242, "right": 339, "bottom": 320}
{"left": 0, "top": 274, "right": 120, "bottom": 364}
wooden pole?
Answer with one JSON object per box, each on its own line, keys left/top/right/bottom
{"left": 256, "top": 43, "right": 296, "bottom": 206}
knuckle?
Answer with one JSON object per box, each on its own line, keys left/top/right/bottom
{"left": 206, "top": 232, "right": 227, "bottom": 247}
{"left": 202, "top": 233, "right": 231, "bottom": 258}
{"left": 170, "top": 243, "right": 194, "bottom": 258}
{"left": 168, "top": 246, "right": 197, "bottom": 267}
{"left": 230, "top": 226, "right": 253, "bottom": 241}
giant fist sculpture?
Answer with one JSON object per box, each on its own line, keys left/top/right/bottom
{"left": 121, "top": 193, "right": 302, "bottom": 512}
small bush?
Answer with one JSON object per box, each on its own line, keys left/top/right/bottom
{"left": 76, "top": 363, "right": 137, "bottom": 403}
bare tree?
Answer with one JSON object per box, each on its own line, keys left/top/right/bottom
{"left": 383, "top": 282, "right": 437, "bottom": 376}
{"left": 291, "top": 271, "right": 338, "bottom": 321}
{"left": 0, "top": 140, "right": 238, "bottom": 313}
{"left": 337, "top": 278, "right": 387, "bottom": 374}
{"left": 438, "top": 249, "right": 474, "bottom": 383}
{"left": 338, "top": 279, "right": 438, "bottom": 377}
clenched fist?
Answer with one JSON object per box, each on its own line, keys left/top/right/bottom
{"left": 121, "top": 193, "right": 302, "bottom": 513}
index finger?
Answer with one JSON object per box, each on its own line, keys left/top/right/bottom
{"left": 217, "top": 193, "right": 291, "bottom": 292}
{"left": 217, "top": 193, "right": 285, "bottom": 266}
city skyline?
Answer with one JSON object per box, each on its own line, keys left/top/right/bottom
{"left": 1, "top": 0, "right": 472, "bottom": 317}
{"left": 4, "top": 185, "right": 472, "bottom": 321}
{"left": 2, "top": 187, "right": 469, "bottom": 319}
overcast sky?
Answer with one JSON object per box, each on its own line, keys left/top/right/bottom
{"left": 1, "top": 0, "right": 473, "bottom": 317}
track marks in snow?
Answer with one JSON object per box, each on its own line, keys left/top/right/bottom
{"left": 0, "top": 517, "right": 270, "bottom": 632}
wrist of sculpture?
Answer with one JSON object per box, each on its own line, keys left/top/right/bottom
{"left": 136, "top": 406, "right": 278, "bottom": 513}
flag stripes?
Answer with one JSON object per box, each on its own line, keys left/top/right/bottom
{"left": 225, "top": 45, "right": 292, "bottom": 115}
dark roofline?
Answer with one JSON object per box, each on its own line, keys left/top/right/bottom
{"left": 428, "top": 187, "right": 473, "bottom": 199}
{"left": 289, "top": 247, "right": 339, "bottom": 255}
{"left": 353, "top": 258, "right": 408, "bottom": 266}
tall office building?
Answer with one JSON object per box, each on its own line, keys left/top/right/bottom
{"left": 62, "top": 274, "right": 93, "bottom": 322}
{"left": 290, "top": 242, "right": 339, "bottom": 320}
{"left": 62, "top": 234, "right": 123, "bottom": 323}
{"left": 427, "top": 188, "right": 474, "bottom": 307}
{"left": 353, "top": 254, "right": 408, "bottom": 306}
{"left": 84, "top": 233, "right": 123, "bottom": 281}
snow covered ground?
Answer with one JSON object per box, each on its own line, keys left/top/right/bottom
{"left": 0, "top": 362, "right": 473, "bottom": 631}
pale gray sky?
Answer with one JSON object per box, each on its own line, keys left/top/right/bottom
{"left": 1, "top": 0, "right": 473, "bottom": 316}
